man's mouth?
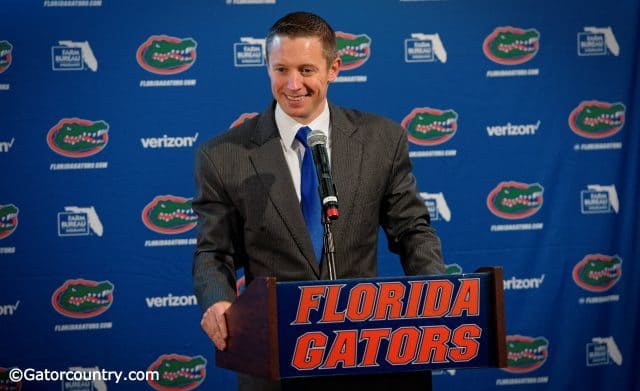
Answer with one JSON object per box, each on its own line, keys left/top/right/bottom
{"left": 285, "top": 94, "right": 308, "bottom": 102}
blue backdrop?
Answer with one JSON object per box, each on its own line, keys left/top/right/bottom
{"left": 1, "top": 0, "right": 639, "bottom": 390}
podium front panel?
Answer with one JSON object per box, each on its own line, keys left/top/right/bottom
{"left": 275, "top": 273, "right": 500, "bottom": 379}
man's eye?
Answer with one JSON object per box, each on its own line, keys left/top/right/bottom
{"left": 301, "top": 68, "right": 314, "bottom": 75}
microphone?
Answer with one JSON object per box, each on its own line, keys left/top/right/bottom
{"left": 307, "top": 130, "right": 339, "bottom": 220}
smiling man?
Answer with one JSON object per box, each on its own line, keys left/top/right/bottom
{"left": 193, "top": 11, "right": 444, "bottom": 391}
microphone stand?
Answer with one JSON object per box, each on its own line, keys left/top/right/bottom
{"left": 323, "top": 216, "right": 337, "bottom": 280}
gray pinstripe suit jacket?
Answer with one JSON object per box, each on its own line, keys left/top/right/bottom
{"left": 193, "top": 101, "right": 444, "bottom": 313}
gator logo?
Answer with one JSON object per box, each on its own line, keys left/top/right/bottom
{"left": 503, "top": 335, "right": 549, "bottom": 373}
{"left": 569, "top": 101, "right": 625, "bottom": 139}
{"left": 142, "top": 195, "right": 197, "bottom": 234}
{"left": 483, "top": 27, "right": 540, "bottom": 65}
{"left": 573, "top": 254, "right": 622, "bottom": 292}
{"left": 230, "top": 112, "right": 258, "bottom": 128}
{"left": 487, "top": 181, "right": 543, "bottom": 219}
{"left": 444, "top": 264, "right": 463, "bottom": 275}
{"left": 147, "top": 354, "right": 206, "bottom": 391}
{"left": 51, "top": 279, "right": 114, "bottom": 318}
{"left": 0, "top": 204, "right": 19, "bottom": 239}
{"left": 47, "top": 118, "right": 109, "bottom": 158}
{"left": 335, "top": 32, "right": 371, "bottom": 70}
{"left": 402, "top": 108, "right": 458, "bottom": 146}
{"left": 0, "top": 41, "right": 13, "bottom": 73}
{"left": 137, "top": 35, "right": 197, "bottom": 75}
{"left": 0, "top": 367, "right": 22, "bottom": 391}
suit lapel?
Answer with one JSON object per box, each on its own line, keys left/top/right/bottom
{"left": 329, "top": 103, "right": 362, "bottom": 239}
{"left": 248, "top": 104, "right": 320, "bottom": 277}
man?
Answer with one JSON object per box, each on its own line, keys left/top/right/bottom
{"left": 193, "top": 11, "right": 444, "bottom": 390}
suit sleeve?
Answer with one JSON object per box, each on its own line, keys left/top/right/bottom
{"left": 192, "top": 144, "right": 241, "bottom": 312}
{"left": 379, "top": 126, "right": 445, "bottom": 276}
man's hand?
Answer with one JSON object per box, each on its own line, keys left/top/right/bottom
{"left": 201, "top": 301, "right": 232, "bottom": 351}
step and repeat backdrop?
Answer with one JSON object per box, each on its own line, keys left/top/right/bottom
{"left": 1, "top": 0, "right": 639, "bottom": 390}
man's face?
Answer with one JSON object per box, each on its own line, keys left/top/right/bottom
{"left": 267, "top": 35, "right": 340, "bottom": 124}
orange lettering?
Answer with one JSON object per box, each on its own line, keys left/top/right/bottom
{"left": 386, "top": 327, "right": 420, "bottom": 365}
{"left": 449, "top": 279, "right": 480, "bottom": 317}
{"left": 359, "top": 328, "right": 391, "bottom": 367}
{"left": 405, "top": 281, "right": 426, "bottom": 318}
{"left": 421, "top": 280, "right": 453, "bottom": 317}
{"left": 291, "top": 332, "right": 327, "bottom": 370}
{"left": 346, "top": 283, "right": 377, "bottom": 322}
{"left": 293, "top": 286, "right": 326, "bottom": 325}
{"left": 320, "top": 330, "right": 358, "bottom": 369}
{"left": 415, "top": 325, "right": 451, "bottom": 364}
{"left": 449, "top": 324, "right": 481, "bottom": 361}
{"left": 373, "top": 282, "right": 405, "bottom": 320}
{"left": 319, "top": 285, "right": 346, "bottom": 323}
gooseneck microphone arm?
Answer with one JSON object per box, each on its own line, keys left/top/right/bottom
{"left": 307, "top": 130, "right": 339, "bottom": 280}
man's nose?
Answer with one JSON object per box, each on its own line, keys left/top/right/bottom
{"left": 287, "top": 72, "right": 302, "bottom": 90}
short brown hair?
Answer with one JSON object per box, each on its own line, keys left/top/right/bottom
{"left": 266, "top": 11, "right": 337, "bottom": 66}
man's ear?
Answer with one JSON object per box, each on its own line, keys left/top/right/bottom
{"left": 327, "top": 57, "right": 341, "bottom": 83}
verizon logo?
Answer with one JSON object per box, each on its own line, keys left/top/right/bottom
{"left": 140, "top": 133, "right": 199, "bottom": 148}
{"left": 0, "top": 137, "right": 15, "bottom": 152}
{"left": 503, "top": 275, "right": 545, "bottom": 290}
{"left": 0, "top": 300, "right": 20, "bottom": 315}
{"left": 145, "top": 294, "right": 198, "bottom": 308}
{"left": 487, "top": 121, "right": 540, "bottom": 136}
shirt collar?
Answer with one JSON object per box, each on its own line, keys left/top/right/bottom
{"left": 275, "top": 100, "right": 330, "bottom": 149}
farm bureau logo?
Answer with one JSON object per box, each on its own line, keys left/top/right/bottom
{"left": 573, "top": 254, "right": 622, "bottom": 292}
{"left": 51, "top": 41, "right": 98, "bottom": 71}
{"left": 58, "top": 206, "right": 103, "bottom": 237}
{"left": 147, "top": 354, "right": 206, "bottom": 391}
{"left": 402, "top": 108, "right": 458, "bottom": 146}
{"left": 569, "top": 101, "right": 625, "bottom": 139}
{"left": 502, "top": 335, "right": 549, "bottom": 373}
{"left": 0, "top": 204, "right": 19, "bottom": 239}
{"left": 142, "top": 195, "right": 197, "bottom": 234}
{"left": 420, "top": 192, "right": 451, "bottom": 222}
{"left": 52, "top": 279, "right": 114, "bottom": 318}
{"left": 335, "top": 32, "right": 371, "bottom": 70}
{"left": 230, "top": 112, "right": 258, "bottom": 128}
{"left": 233, "top": 37, "right": 265, "bottom": 67}
{"left": 586, "top": 336, "right": 623, "bottom": 366}
{"left": 487, "top": 181, "right": 543, "bottom": 219}
{"left": 0, "top": 40, "right": 13, "bottom": 73}
{"left": 581, "top": 184, "right": 619, "bottom": 214}
{"left": 404, "top": 33, "right": 447, "bottom": 63}
{"left": 483, "top": 27, "right": 540, "bottom": 65}
{"left": 137, "top": 35, "right": 197, "bottom": 75}
{"left": 47, "top": 118, "right": 109, "bottom": 158}
{"left": 578, "top": 27, "right": 619, "bottom": 56}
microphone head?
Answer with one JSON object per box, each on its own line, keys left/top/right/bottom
{"left": 307, "top": 130, "right": 327, "bottom": 147}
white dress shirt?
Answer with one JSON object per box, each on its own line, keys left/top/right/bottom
{"left": 275, "top": 101, "right": 332, "bottom": 202}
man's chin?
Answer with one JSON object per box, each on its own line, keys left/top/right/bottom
{"left": 280, "top": 106, "right": 310, "bottom": 122}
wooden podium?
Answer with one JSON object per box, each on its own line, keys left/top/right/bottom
{"left": 216, "top": 267, "right": 506, "bottom": 380}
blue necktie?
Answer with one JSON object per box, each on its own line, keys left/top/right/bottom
{"left": 296, "top": 126, "right": 323, "bottom": 263}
